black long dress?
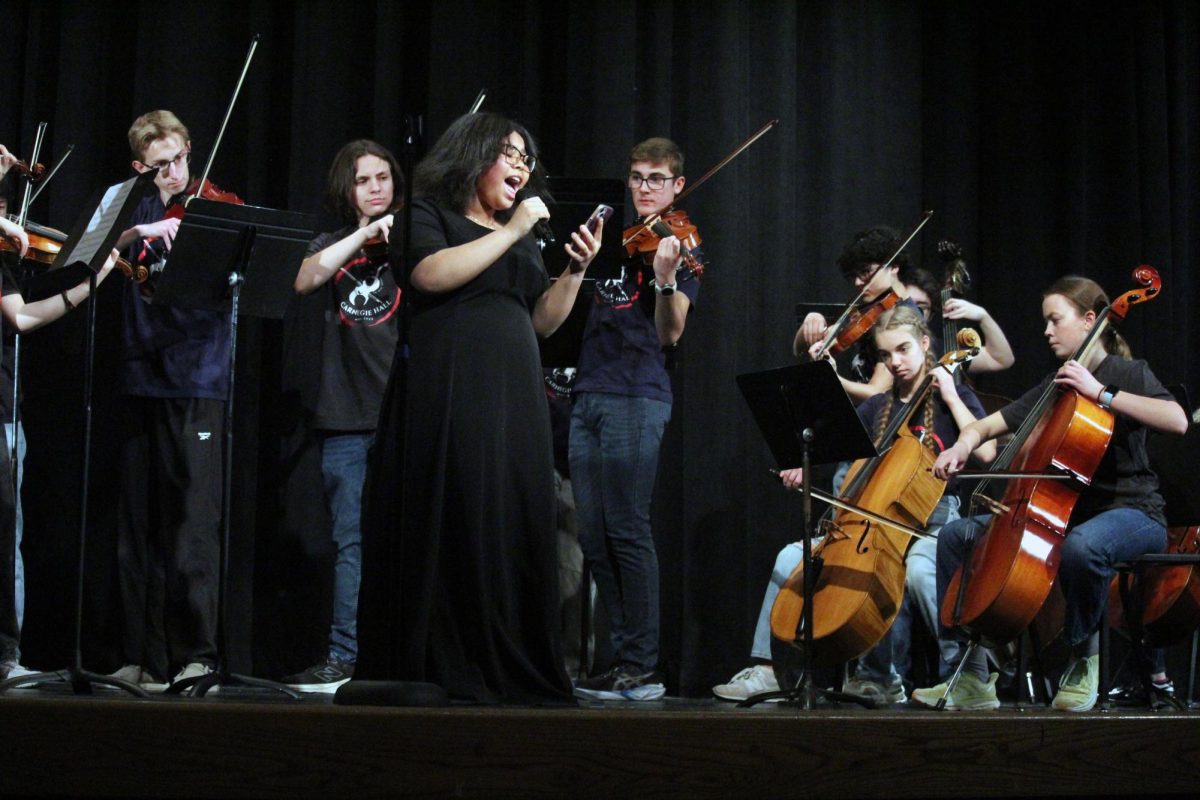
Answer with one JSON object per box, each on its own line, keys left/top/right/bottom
{"left": 357, "top": 198, "right": 573, "bottom": 705}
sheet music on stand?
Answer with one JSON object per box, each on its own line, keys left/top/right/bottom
{"left": 56, "top": 173, "right": 155, "bottom": 272}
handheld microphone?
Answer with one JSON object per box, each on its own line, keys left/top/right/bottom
{"left": 516, "top": 188, "right": 556, "bottom": 247}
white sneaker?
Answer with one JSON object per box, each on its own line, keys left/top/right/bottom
{"left": 713, "top": 664, "right": 782, "bottom": 701}
{"left": 0, "top": 661, "right": 38, "bottom": 682}
{"left": 171, "top": 662, "right": 216, "bottom": 693}
{"left": 107, "top": 664, "right": 168, "bottom": 693}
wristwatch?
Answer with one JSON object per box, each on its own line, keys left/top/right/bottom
{"left": 655, "top": 280, "right": 677, "bottom": 296}
{"left": 1097, "top": 384, "right": 1119, "bottom": 409}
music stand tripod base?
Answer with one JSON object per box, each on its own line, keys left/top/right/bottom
{"left": 736, "top": 363, "right": 880, "bottom": 711}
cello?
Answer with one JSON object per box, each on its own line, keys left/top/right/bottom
{"left": 1106, "top": 525, "right": 1200, "bottom": 647}
{"left": 771, "top": 347, "right": 978, "bottom": 664}
{"left": 941, "top": 266, "right": 1163, "bottom": 646}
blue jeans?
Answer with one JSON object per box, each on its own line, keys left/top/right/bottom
{"left": 5, "top": 422, "right": 24, "bottom": 634}
{"left": 937, "top": 507, "right": 1167, "bottom": 650}
{"left": 321, "top": 432, "right": 373, "bottom": 664}
{"left": 751, "top": 542, "right": 804, "bottom": 660}
{"left": 858, "top": 495, "right": 961, "bottom": 683}
{"left": 569, "top": 392, "right": 671, "bottom": 672}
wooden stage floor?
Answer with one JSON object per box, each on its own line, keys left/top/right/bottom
{"left": 2, "top": 679, "right": 1199, "bottom": 799}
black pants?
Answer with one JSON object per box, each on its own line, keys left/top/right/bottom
{"left": 0, "top": 425, "right": 16, "bottom": 664}
{"left": 117, "top": 397, "right": 224, "bottom": 680}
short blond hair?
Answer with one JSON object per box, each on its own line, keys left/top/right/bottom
{"left": 128, "top": 110, "right": 190, "bottom": 161}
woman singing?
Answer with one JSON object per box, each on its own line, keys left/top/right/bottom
{"left": 358, "top": 113, "right": 602, "bottom": 704}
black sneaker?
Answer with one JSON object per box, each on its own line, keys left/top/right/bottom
{"left": 1107, "top": 678, "right": 1175, "bottom": 706}
{"left": 282, "top": 658, "right": 354, "bottom": 693}
{"left": 573, "top": 664, "right": 666, "bottom": 701}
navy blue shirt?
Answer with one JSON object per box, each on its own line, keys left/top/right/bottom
{"left": 857, "top": 379, "right": 987, "bottom": 496}
{"left": 120, "top": 192, "right": 231, "bottom": 399}
{"left": 573, "top": 247, "right": 702, "bottom": 404}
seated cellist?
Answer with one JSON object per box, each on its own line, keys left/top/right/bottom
{"left": 912, "top": 275, "right": 1187, "bottom": 711}
{"left": 714, "top": 304, "right": 995, "bottom": 702}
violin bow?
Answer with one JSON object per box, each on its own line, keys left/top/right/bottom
{"left": 621, "top": 118, "right": 780, "bottom": 249}
{"left": 814, "top": 210, "right": 934, "bottom": 360}
{"left": 15, "top": 122, "right": 48, "bottom": 227}
{"left": 26, "top": 144, "right": 75, "bottom": 207}
{"left": 190, "top": 34, "right": 260, "bottom": 206}
{"left": 468, "top": 87, "right": 487, "bottom": 114}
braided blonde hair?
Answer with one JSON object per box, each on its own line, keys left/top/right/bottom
{"left": 871, "top": 304, "right": 939, "bottom": 452}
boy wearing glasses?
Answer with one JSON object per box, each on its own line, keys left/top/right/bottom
{"left": 570, "top": 137, "right": 701, "bottom": 701}
{"left": 108, "top": 110, "right": 230, "bottom": 690}
{"left": 793, "top": 226, "right": 925, "bottom": 403}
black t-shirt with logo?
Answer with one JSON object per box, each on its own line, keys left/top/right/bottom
{"left": 306, "top": 226, "right": 401, "bottom": 431}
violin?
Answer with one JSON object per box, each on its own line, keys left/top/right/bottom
{"left": 941, "top": 266, "right": 1163, "bottom": 646}
{"left": 811, "top": 211, "right": 933, "bottom": 361}
{"left": 622, "top": 209, "right": 704, "bottom": 277}
{"left": 360, "top": 205, "right": 403, "bottom": 266}
{"left": 772, "top": 348, "right": 978, "bottom": 663}
{"left": 2, "top": 216, "right": 146, "bottom": 282}
{"left": 619, "top": 119, "right": 779, "bottom": 281}
{"left": 165, "top": 177, "right": 244, "bottom": 220}
{"left": 821, "top": 289, "right": 901, "bottom": 357}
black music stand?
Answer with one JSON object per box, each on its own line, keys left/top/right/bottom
{"left": 0, "top": 172, "right": 156, "bottom": 697}
{"left": 152, "top": 198, "right": 314, "bottom": 697}
{"left": 735, "top": 361, "right": 879, "bottom": 709}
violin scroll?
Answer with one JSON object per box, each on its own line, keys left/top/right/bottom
{"left": 115, "top": 257, "right": 149, "bottom": 283}
{"left": 7, "top": 159, "right": 46, "bottom": 182}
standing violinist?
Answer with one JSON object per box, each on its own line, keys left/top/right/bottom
{"left": 0, "top": 202, "right": 121, "bottom": 680}
{"left": 912, "top": 276, "right": 1188, "bottom": 711}
{"left": 107, "top": 110, "right": 231, "bottom": 691}
{"left": 281, "top": 139, "right": 402, "bottom": 693}
{"left": 794, "top": 226, "right": 927, "bottom": 403}
{"left": 570, "top": 137, "right": 702, "bottom": 702}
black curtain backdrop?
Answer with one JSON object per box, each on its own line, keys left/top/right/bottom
{"left": 2, "top": 0, "right": 1196, "bottom": 696}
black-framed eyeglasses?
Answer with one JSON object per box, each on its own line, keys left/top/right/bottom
{"left": 499, "top": 143, "right": 536, "bottom": 172}
{"left": 628, "top": 172, "right": 675, "bottom": 191}
{"left": 138, "top": 149, "right": 191, "bottom": 176}
{"left": 844, "top": 263, "right": 882, "bottom": 285}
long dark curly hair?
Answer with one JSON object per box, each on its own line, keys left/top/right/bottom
{"left": 413, "top": 112, "right": 547, "bottom": 220}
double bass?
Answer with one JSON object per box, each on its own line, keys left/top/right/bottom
{"left": 771, "top": 348, "right": 977, "bottom": 664}
{"left": 941, "top": 266, "right": 1162, "bottom": 645}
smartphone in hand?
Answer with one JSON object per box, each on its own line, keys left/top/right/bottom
{"left": 570, "top": 204, "right": 614, "bottom": 273}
